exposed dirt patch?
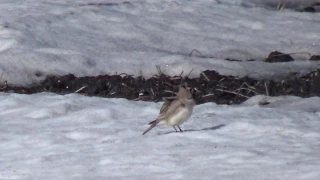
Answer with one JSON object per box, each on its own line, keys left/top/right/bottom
{"left": 2, "top": 68, "right": 320, "bottom": 105}
{"left": 2, "top": 51, "right": 320, "bottom": 105}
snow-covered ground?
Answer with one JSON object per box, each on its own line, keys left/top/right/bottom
{"left": 0, "top": 0, "right": 319, "bottom": 85}
{"left": 0, "top": 93, "right": 319, "bottom": 179}
{"left": 1, "top": 0, "right": 320, "bottom": 179}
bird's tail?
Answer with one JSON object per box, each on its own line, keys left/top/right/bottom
{"left": 148, "top": 119, "right": 157, "bottom": 125}
{"left": 142, "top": 119, "right": 160, "bottom": 135}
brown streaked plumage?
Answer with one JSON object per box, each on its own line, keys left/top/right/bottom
{"left": 142, "top": 84, "right": 195, "bottom": 135}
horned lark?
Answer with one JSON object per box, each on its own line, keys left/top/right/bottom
{"left": 142, "top": 84, "right": 195, "bottom": 135}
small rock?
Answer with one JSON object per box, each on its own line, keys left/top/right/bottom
{"left": 310, "top": 55, "right": 320, "bottom": 61}
{"left": 303, "top": 6, "right": 316, "bottom": 12}
{"left": 265, "top": 51, "right": 294, "bottom": 63}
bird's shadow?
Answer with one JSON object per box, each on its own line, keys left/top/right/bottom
{"left": 186, "top": 124, "right": 226, "bottom": 132}
{"left": 161, "top": 124, "right": 226, "bottom": 135}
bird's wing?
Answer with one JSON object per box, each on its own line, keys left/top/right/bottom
{"left": 143, "top": 97, "right": 183, "bottom": 135}
{"left": 146, "top": 97, "right": 178, "bottom": 125}
{"left": 160, "top": 96, "right": 178, "bottom": 114}
{"left": 158, "top": 99, "right": 184, "bottom": 120}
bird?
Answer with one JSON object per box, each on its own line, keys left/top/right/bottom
{"left": 142, "top": 83, "right": 195, "bottom": 135}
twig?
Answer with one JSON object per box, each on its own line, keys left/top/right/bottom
{"left": 216, "top": 89, "right": 250, "bottom": 99}
{"left": 0, "top": 72, "right": 6, "bottom": 90}
{"left": 236, "top": 87, "right": 259, "bottom": 95}
{"left": 193, "top": 87, "right": 201, "bottom": 93}
{"left": 74, "top": 86, "right": 87, "bottom": 93}
{"left": 164, "top": 90, "right": 176, "bottom": 95}
{"left": 164, "top": 81, "right": 176, "bottom": 87}
{"left": 0, "top": 80, "right": 7, "bottom": 90}
{"left": 216, "top": 84, "right": 227, "bottom": 89}
{"left": 236, "top": 82, "right": 259, "bottom": 95}
{"left": 201, "top": 72, "right": 210, "bottom": 82}
{"left": 189, "top": 49, "right": 205, "bottom": 57}
{"left": 121, "top": 83, "right": 133, "bottom": 90}
{"left": 134, "top": 92, "right": 148, "bottom": 101}
{"left": 236, "top": 82, "right": 246, "bottom": 94}
{"left": 179, "top": 71, "right": 184, "bottom": 77}
{"left": 219, "top": 77, "right": 226, "bottom": 82}
{"left": 242, "top": 82, "right": 256, "bottom": 90}
{"left": 277, "top": 1, "right": 287, "bottom": 10}
{"left": 139, "top": 66, "right": 143, "bottom": 77}
{"left": 189, "top": 49, "right": 214, "bottom": 58}
{"left": 202, "top": 93, "right": 215, "bottom": 98}
{"left": 186, "top": 69, "right": 194, "bottom": 78}
{"left": 169, "top": 76, "right": 183, "bottom": 80}
{"left": 264, "top": 82, "right": 269, "bottom": 96}
{"left": 159, "top": 67, "right": 165, "bottom": 76}
{"left": 156, "top": 65, "right": 163, "bottom": 75}
{"left": 286, "top": 88, "right": 293, "bottom": 93}
{"left": 150, "top": 88, "right": 155, "bottom": 96}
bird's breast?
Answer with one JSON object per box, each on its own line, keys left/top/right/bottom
{"left": 168, "top": 106, "right": 193, "bottom": 126}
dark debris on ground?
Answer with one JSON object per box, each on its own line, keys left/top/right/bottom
{"left": 2, "top": 69, "right": 320, "bottom": 105}
{"left": 2, "top": 51, "right": 320, "bottom": 105}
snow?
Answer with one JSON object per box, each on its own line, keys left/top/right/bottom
{"left": 0, "top": 0, "right": 319, "bottom": 85}
{"left": 1, "top": 0, "right": 320, "bottom": 179}
{"left": 0, "top": 93, "right": 319, "bottom": 179}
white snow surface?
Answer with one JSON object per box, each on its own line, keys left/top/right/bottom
{"left": 1, "top": 1, "right": 320, "bottom": 179}
{"left": 0, "top": 93, "right": 320, "bottom": 179}
{"left": 0, "top": 0, "right": 320, "bottom": 85}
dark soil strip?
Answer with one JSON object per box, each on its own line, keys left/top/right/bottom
{"left": 2, "top": 69, "right": 320, "bottom": 105}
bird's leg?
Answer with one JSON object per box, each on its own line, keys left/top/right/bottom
{"left": 177, "top": 126, "right": 183, "bottom": 132}
{"left": 173, "top": 126, "right": 178, "bottom": 132}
